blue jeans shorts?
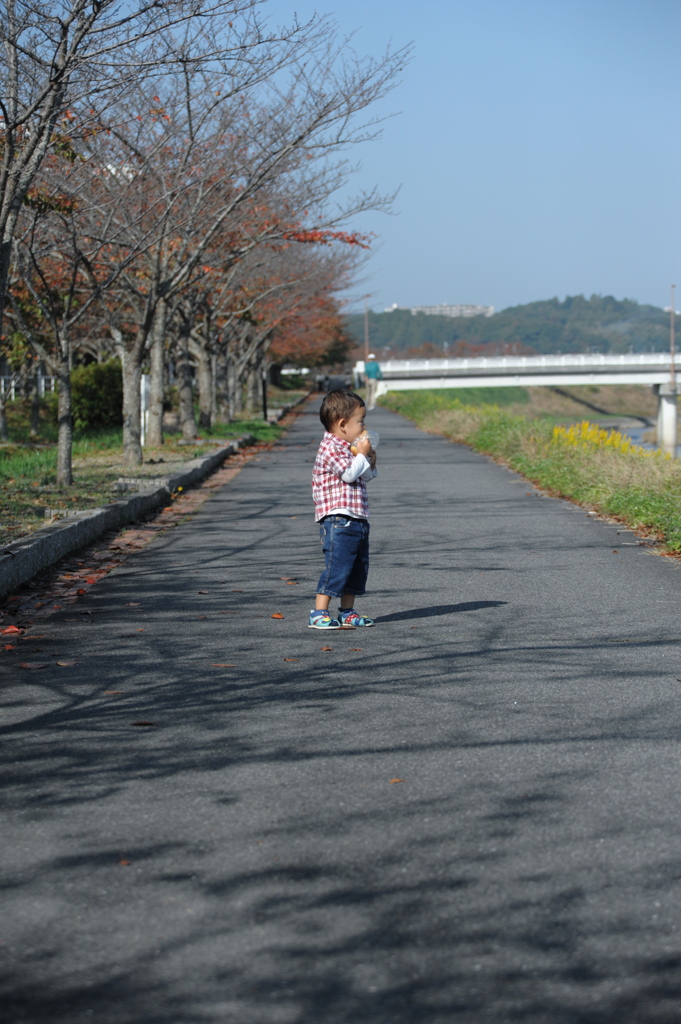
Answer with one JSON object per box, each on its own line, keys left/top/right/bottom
{"left": 316, "top": 515, "right": 370, "bottom": 599}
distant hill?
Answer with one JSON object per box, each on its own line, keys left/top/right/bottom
{"left": 345, "top": 295, "right": 670, "bottom": 356}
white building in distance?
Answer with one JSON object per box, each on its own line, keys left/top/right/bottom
{"left": 384, "top": 302, "right": 494, "bottom": 318}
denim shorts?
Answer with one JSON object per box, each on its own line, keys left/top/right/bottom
{"left": 316, "top": 515, "right": 370, "bottom": 599}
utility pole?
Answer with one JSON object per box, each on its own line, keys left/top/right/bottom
{"left": 364, "top": 295, "right": 370, "bottom": 361}
{"left": 659, "top": 285, "right": 678, "bottom": 457}
{"left": 671, "top": 284, "right": 676, "bottom": 387}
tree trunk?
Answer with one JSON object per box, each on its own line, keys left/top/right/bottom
{"left": 0, "top": 388, "right": 8, "bottom": 442}
{"left": 56, "top": 360, "right": 73, "bottom": 487}
{"left": 243, "top": 364, "right": 256, "bottom": 414}
{"left": 176, "top": 334, "right": 198, "bottom": 440}
{"left": 196, "top": 344, "right": 213, "bottom": 429}
{"left": 210, "top": 352, "right": 218, "bottom": 425}
{"left": 120, "top": 345, "right": 143, "bottom": 468}
{"left": 230, "top": 359, "right": 243, "bottom": 417}
{"left": 147, "top": 301, "right": 166, "bottom": 446}
{"left": 30, "top": 369, "right": 41, "bottom": 438}
{"left": 215, "top": 350, "right": 230, "bottom": 423}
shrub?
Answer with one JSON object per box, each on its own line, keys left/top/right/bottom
{"left": 47, "top": 360, "right": 123, "bottom": 432}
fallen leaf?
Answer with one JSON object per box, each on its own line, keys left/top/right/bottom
{"left": 286, "top": 581, "right": 298, "bottom": 586}
{"left": 85, "top": 578, "right": 97, "bottom": 585}
{"left": 211, "top": 663, "right": 236, "bottom": 667}
{"left": 349, "top": 648, "right": 363, "bottom": 651}
{"left": 135, "top": 629, "right": 145, "bottom": 632}
{"left": 125, "top": 602, "right": 141, "bottom": 607}
{"left": 19, "top": 662, "right": 48, "bottom": 669}
{"left": 52, "top": 605, "right": 63, "bottom": 610}
{"left": 119, "top": 859, "right": 131, "bottom": 866}
{"left": 283, "top": 658, "right": 299, "bottom": 662}
{"left": 104, "top": 690, "right": 125, "bottom": 694}
{"left": 56, "top": 661, "right": 77, "bottom": 667}
{"left": 76, "top": 588, "right": 86, "bottom": 596}
{"left": 389, "top": 778, "right": 405, "bottom": 784}
{"left": 198, "top": 590, "right": 209, "bottom": 594}
{"left": 320, "top": 646, "right": 333, "bottom": 651}
{"left": 1, "top": 625, "right": 22, "bottom": 635}
{"left": 131, "top": 721, "right": 157, "bottom": 727}
{"left": 271, "top": 613, "right": 284, "bottom": 619}
{"left": 612, "top": 550, "right": 618, "bottom": 554}
{"left": 232, "top": 589, "right": 243, "bottom": 593}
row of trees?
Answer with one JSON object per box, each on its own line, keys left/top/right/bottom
{"left": 1, "top": 0, "right": 409, "bottom": 483}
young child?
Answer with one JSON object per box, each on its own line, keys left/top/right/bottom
{"left": 310, "top": 389, "right": 378, "bottom": 629}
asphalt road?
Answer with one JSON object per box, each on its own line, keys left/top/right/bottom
{"left": 3, "top": 399, "right": 681, "bottom": 1024}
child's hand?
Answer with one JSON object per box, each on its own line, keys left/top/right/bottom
{"left": 368, "top": 448, "right": 377, "bottom": 469}
{"left": 355, "top": 436, "right": 372, "bottom": 457}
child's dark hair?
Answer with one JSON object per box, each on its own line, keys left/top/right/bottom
{"left": 319, "top": 389, "right": 365, "bottom": 431}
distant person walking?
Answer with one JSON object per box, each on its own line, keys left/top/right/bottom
{"left": 364, "top": 353, "right": 383, "bottom": 411}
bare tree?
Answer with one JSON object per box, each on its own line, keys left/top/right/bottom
{"left": 0, "top": 0, "right": 308, "bottom": 435}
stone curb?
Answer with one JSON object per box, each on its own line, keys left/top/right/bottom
{"left": 0, "top": 434, "right": 255, "bottom": 599}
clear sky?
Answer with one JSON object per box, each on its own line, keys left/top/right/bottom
{"left": 264, "top": 0, "right": 680, "bottom": 313}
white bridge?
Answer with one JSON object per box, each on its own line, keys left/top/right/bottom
{"left": 354, "top": 352, "right": 680, "bottom": 393}
{"left": 354, "top": 352, "right": 681, "bottom": 453}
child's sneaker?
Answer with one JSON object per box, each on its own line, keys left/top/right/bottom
{"left": 309, "top": 610, "right": 341, "bottom": 629}
{"left": 337, "top": 608, "right": 375, "bottom": 627}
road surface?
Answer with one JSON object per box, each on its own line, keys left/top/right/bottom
{"left": 2, "top": 399, "right": 681, "bottom": 1023}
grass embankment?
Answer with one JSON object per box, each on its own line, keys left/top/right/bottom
{"left": 380, "top": 388, "right": 681, "bottom": 552}
{"left": 0, "top": 408, "right": 284, "bottom": 548}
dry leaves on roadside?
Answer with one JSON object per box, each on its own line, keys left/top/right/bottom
{"left": 320, "top": 646, "right": 333, "bottom": 651}
{"left": 1, "top": 625, "right": 22, "bottom": 635}
{"left": 211, "top": 663, "right": 236, "bottom": 668}
{"left": 271, "top": 613, "right": 284, "bottom": 619}
{"left": 19, "top": 662, "right": 48, "bottom": 669}
{"left": 283, "top": 658, "right": 299, "bottom": 662}
{"left": 389, "top": 778, "right": 405, "bottom": 784}
{"left": 56, "top": 661, "right": 77, "bottom": 667}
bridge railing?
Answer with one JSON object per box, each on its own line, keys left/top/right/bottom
{"left": 356, "top": 353, "right": 679, "bottom": 375}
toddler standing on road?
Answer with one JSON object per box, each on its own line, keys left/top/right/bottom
{"left": 310, "top": 389, "right": 378, "bottom": 629}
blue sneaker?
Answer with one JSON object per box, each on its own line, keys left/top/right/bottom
{"left": 337, "top": 608, "right": 375, "bottom": 627}
{"left": 309, "top": 610, "right": 341, "bottom": 629}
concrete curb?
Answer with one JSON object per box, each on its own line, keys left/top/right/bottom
{"left": 0, "top": 434, "right": 255, "bottom": 599}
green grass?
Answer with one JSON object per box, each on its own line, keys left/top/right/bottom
{"left": 380, "top": 390, "right": 681, "bottom": 552}
{"left": 381, "top": 387, "right": 529, "bottom": 418}
{"left": 0, "top": 413, "right": 284, "bottom": 548}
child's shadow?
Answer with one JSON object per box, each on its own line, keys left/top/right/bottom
{"left": 379, "top": 601, "right": 507, "bottom": 622}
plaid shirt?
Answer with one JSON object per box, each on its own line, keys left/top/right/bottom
{"left": 312, "top": 431, "right": 370, "bottom": 522}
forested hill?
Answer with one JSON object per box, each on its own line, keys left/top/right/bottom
{"left": 344, "top": 295, "right": 670, "bottom": 356}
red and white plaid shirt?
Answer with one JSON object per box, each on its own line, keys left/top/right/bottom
{"left": 312, "top": 431, "right": 370, "bottom": 522}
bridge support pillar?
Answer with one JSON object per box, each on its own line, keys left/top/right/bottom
{"left": 655, "top": 383, "right": 679, "bottom": 456}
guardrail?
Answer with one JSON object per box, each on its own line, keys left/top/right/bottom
{"left": 0, "top": 376, "right": 56, "bottom": 400}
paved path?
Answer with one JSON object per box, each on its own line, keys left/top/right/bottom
{"left": 3, "top": 400, "right": 681, "bottom": 1024}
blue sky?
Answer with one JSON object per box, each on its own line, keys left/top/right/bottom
{"left": 265, "top": 0, "right": 680, "bottom": 313}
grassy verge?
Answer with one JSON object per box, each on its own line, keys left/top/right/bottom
{"left": 380, "top": 389, "right": 681, "bottom": 552}
{"left": 0, "top": 414, "right": 284, "bottom": 548}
